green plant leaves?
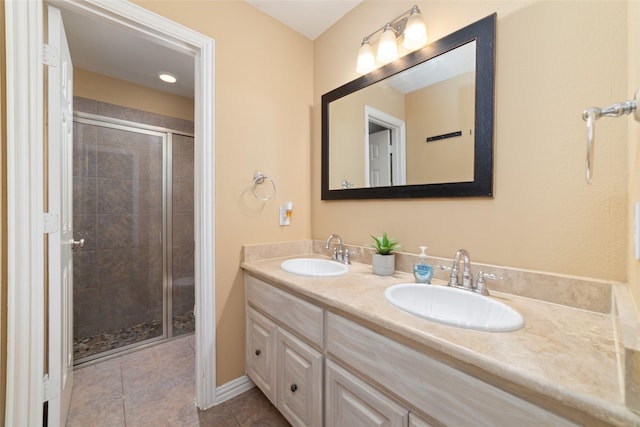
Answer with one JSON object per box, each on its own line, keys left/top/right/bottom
{"left": 370, "top": 232, "right": 400, "bottom": 255}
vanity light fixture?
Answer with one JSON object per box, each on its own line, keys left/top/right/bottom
{"left": 158, "top": 72, "right": 177, "bottom": 84}
{"left": 356, "top": 5, "right": 428, "bottom": 74}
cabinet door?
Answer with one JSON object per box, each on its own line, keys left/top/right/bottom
{"left": 246, "top": 307, "right": 277, "bottom": 404}
{"left": 277, "top": 328, "right": 323, "bottom": 427}
{"left": 326, "top": 360, "right": 408, "bottom": 427}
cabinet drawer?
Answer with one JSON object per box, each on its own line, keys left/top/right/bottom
{"left": 326, "top": 360, "right": 408, "bottom": 427}
{"left": 246, "top": 307, "right": 277, "bottom": 404}
{"left": 327, "top": 313, "right": 579, "bottom": 427}
{"left": 278, "top": 328, "right": 323, "bottom": 427}
{"left": 246, "top": 274, "right": 324, "bottom": 348}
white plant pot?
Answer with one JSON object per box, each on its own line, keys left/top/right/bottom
{"left": 372, "top": 253, "right": 395, "bottom": 276}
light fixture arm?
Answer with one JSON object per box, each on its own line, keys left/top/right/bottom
{"left": 361, "top": 5, "right": 419, "bottom": 42}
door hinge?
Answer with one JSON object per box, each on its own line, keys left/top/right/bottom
{"left": 43, "top": 212, "right": 59, "bottom": 234}
{"left": 43, "top": 43, "right": 58, "bottom": 67}
{"left": 42, "top": 374, "right": 59, "bottom": 402}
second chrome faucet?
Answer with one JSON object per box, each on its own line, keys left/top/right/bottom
{"left": 449, "top": 249, "right": 472, "bottom": 289}
{"left": 441, "top": 249, "right": 502, "bottom": 295}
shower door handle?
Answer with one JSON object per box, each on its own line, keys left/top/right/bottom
{"left": 71, "top": 238, "right": 85, "bottom": 249}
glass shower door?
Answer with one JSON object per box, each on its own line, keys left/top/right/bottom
{"left": 73, "top": 119, "right": 166, "bottom": 362}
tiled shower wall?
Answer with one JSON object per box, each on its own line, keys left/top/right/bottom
{"left": 73, "top": 96, "right": 194, "bottom": 341}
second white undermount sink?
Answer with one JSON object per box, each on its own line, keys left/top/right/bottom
{"left": 384, "top": 283, "right": 524, "bottom": 332}
{"left": 280, "top": 258, "right": 348, "bottom": 277}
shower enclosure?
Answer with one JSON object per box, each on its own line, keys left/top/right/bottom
{"left": 72, "top": 98, "right": 194, "bottom": 364}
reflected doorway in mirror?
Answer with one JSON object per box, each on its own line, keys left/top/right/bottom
{"left": 365, "top": 105, "right": 406, "bottom": 188}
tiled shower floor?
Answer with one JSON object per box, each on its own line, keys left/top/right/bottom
{"left": 74, "top": 311, "right": 195, "bottom": 361}
{"left": 66, "top": 334, "right": 290, "bottom": 427}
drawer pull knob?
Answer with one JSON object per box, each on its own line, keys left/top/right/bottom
{"left": 290, "top": 384, "right": 298, "bottom": 393}
{"left": 255, "top": 349, "right": 261, "bottom": 356}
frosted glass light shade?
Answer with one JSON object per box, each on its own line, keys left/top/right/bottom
{"left": 377, "top": 24, "right": 398, "bottom": 63}
{"left": 356, "top": 40, "right": 375, "bottom": 74}
{"left": 403, "top": 9, "right": 427, "bottom": 50}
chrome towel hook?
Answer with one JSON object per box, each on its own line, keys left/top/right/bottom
{"left": 582, "top": 90, "right": 640, "bottom": 183}
{"left": 251, "top": 171, "right": 277, "bottom": 201}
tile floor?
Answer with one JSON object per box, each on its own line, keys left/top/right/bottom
{"left": 66, "top": 334, "right": 290, "bottom": 427}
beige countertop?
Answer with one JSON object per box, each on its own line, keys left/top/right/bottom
{"left": 242, "top": 253, "right": 640, "bottom": 426}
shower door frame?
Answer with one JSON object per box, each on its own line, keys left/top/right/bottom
{"left": 72, "top": 113, "right": 195, "bottom": 365}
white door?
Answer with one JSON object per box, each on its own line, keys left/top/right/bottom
{"left": 47, "top": 6, "right": 75, "bottom": 426}
{"left": 369, "top": 130, "right": 391, "bottom": 187}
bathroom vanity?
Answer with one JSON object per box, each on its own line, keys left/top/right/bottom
{"left": 241, "top": 241, "right": 640, "bottom": 427}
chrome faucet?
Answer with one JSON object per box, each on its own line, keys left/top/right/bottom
{"left": 325, "top": 234, "right": 350, "bottom": 264}
{"left": 440, "top": 249, "right": 503, "bottom": 295}
{"left": 449, "top": 249, "right": 472, "bottom": 289}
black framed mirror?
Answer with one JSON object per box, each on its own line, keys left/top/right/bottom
{"left": 321, "top": 13, "right": 496, "bottom": 200}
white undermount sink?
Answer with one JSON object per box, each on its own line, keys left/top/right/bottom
{"left": 384, "top": 283, "right": 524, "bottom": 332}
{"left": 280, "top": 258, "right": 348, "bottom": 277}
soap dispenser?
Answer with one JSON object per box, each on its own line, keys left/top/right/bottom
{"left": 413, "top": 246, "right": 433, "bottom": 284}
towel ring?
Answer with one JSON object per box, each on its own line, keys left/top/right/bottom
{"left": 582, "top": 90, "right": 640, "bottom": 183}
{"left": 252, "top": 171, "right": 277, "bottom": 201}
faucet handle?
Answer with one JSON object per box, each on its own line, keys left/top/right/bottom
{"left": 475, "top": 271, "right": 503, "bottom": 296}
{"left": 342, "top": 249, "right": 353, "bottom": 265}
{"left": 438, "top": 265, "right": 459, "bottom": 287}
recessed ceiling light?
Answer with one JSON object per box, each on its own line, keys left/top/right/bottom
{"left": 158, "top": 72, "right": 177, "bottom": 84}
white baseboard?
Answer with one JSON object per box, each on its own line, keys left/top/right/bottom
{"left": 214, "top": 375, "right": 255, "bottom": 405}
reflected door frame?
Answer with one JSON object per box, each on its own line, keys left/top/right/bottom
{"left": 364, "top": 105, "right": 407, "bottom": 188}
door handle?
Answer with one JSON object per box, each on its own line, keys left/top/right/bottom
{"left": 71, "top": 238, "right": 85, "bottom": 249}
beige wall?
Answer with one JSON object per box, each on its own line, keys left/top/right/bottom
{"left": 329, "top": 83, "right": 404, "bottom": 188}
{"left": 74, "top": 68, "right": 194, "bottom": 121}
{"left": 313, "top": 1, "right": 628, "bottom": 284}
{"left": 406, "top": 72, "right": 475, "bottom": 184}
{"left": 133, "top": 0, "right": 313, "bottom": 385}
{"left": 628, "top": 0, "right": 640, "bottom": 309}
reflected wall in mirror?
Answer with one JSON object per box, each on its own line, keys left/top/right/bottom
{"left": 322, "top": 13, "right": 496, "bottom": 200}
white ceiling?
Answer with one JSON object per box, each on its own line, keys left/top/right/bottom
{"left": 59, "top": 1, "right": 360, "bottom": 101}
{"left": 383, "top": 41, "right": 476, "bottom": 94}
{"left": 246, "top": 0, "right": 362, "bottom": 40}
{"left": 60, "top": 7, "right": 195, "bottom": 98}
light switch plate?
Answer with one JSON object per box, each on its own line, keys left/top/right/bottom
{"left": 279, "top": 207, "right": 290, "bottom": 226}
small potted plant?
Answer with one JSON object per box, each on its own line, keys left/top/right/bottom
{"left": 370, "top": 232, "right": 400, "bottom": 276}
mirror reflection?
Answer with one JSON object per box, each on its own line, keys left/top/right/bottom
{"left": 329, "top": 41, "right": 476, "bottom": 190}
{"left": 321, "top": 13, "right": 495, "bottom": 200}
